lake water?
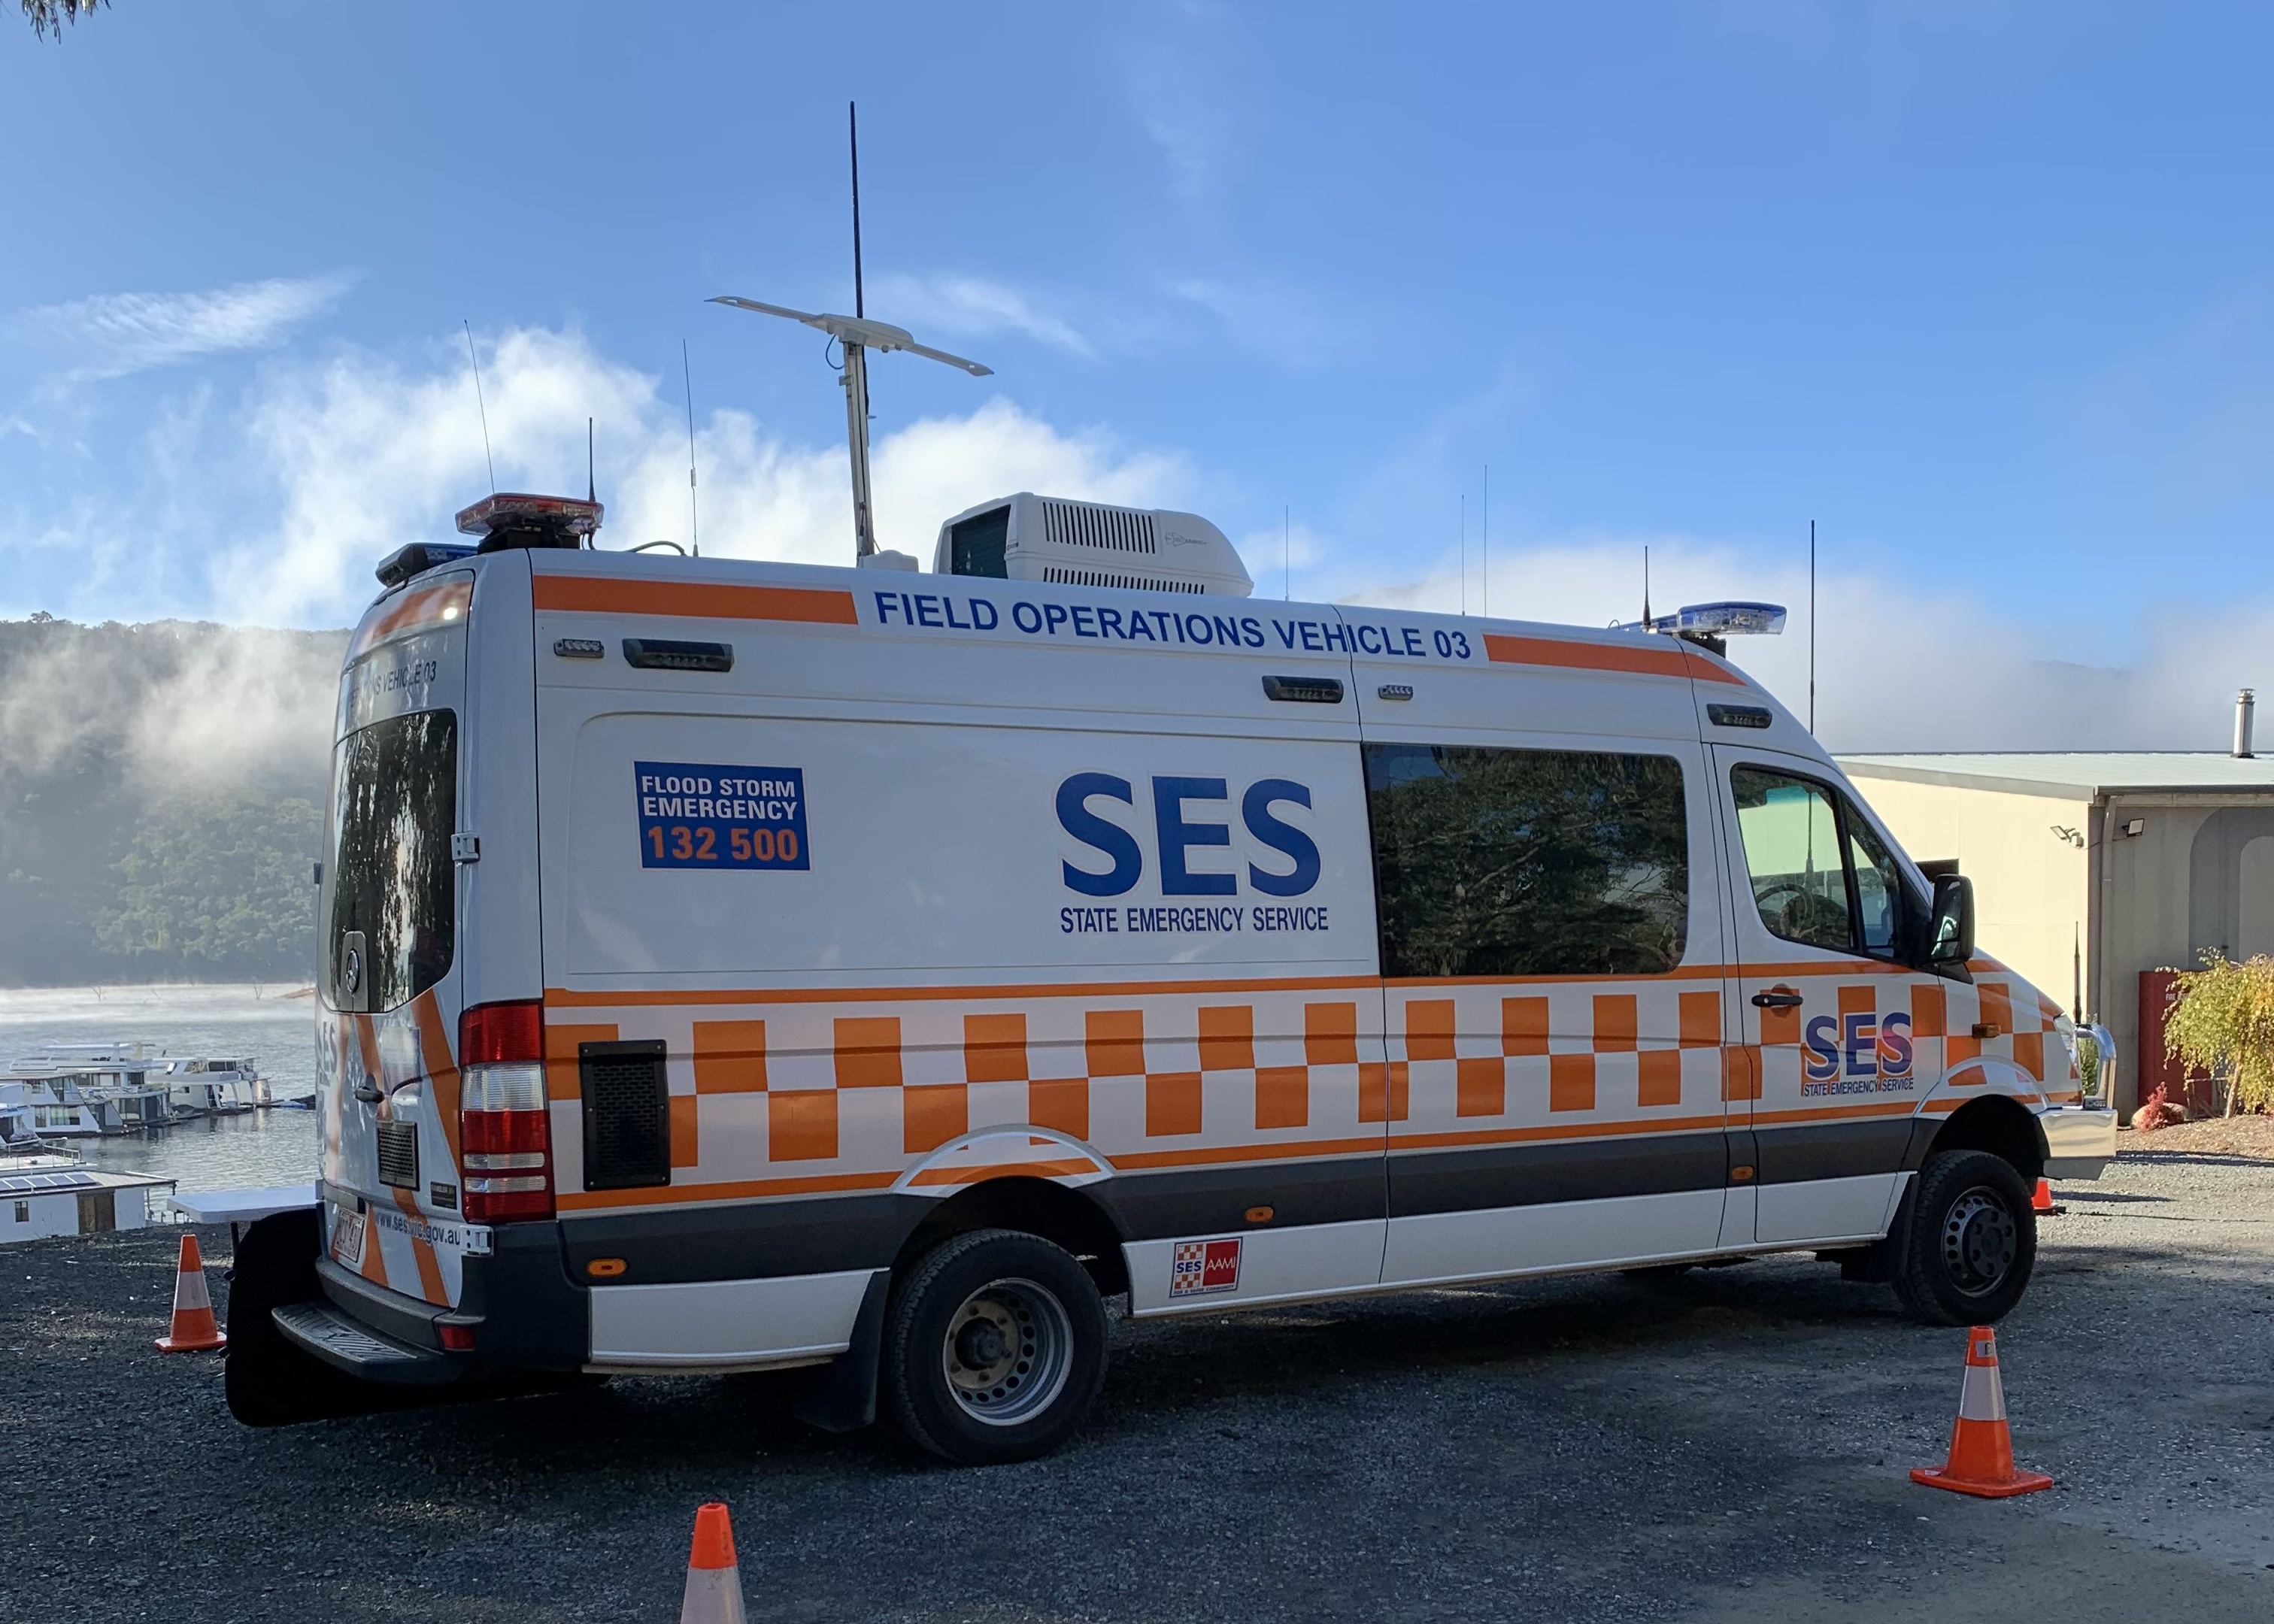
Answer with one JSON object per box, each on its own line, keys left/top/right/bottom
{"left": 2, "top": 983, "right": 321, "bottom": 1194}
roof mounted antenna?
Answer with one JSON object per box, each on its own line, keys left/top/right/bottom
{"left": 464, "top": 320, "right": 496, "bottom": 495}
{"left": 585, "top": 417, "right": 596, "bottom": 548}
{"left": 682, "top": 339, "right": 700, "bottom": 558}
{"left": 709, "top": 101, "right": 992, "bottom": 564}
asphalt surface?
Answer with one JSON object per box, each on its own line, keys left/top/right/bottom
{"left": 5, "top": 1142, "right": 2271, "bottom": 1624}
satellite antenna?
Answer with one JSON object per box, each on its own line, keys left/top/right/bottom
{"left": 710, "top": 102, "right": 992, "bottom": 562}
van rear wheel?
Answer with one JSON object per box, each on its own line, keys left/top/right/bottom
{"left": 881, "top": 1228, "right": 1107, "bottom": 1465}
{"left": 1893, "top": 1150, "right": 2036, "bottom": 1326}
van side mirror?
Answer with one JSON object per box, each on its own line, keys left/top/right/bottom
{"left": 1927, "top": 874, "right": 1974, "bottom": 965}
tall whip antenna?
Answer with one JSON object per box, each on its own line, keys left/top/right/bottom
{"left": 1459, "top": 494, "right": 1466, "bottom": 616}
{"left": 1809, "top": 520, "right": 1818, "bottom": 734}
{"left": 1284, "top": 505, "right": 1290, "bottom": 601}
{"left": 464, "top": 320, "right": 496, "bottom": 495}
{"left": 1481, "top": 463, "right": 1489, "bottom": 618}
{"left": 850, "top": 101, "right": 865, "bottom": 320}
{"left": 682, "top": 339, "right": 701, "bottom": 556}
{"left": 708, "top": 103, "right": 992, "bottom": 562}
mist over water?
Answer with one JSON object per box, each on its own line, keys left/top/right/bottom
{"left": 2, "top": 982, "right": 319, "bottom": 1191}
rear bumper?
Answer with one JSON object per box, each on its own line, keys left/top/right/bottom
{"left": 274, "top": 1298, "right": 464, "bottom": 1385}
{"left": 310, "top": 1220, "right": 590, "bottom": 1377}
{"left": 2040, "top": 1105, "right": 2120, "bottom": 1178}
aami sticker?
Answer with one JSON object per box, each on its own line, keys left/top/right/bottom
{"left": 1169, "top": 1238, "right": 1242, "bottom": 1297}
{"left": 635, "top": 761, "right": 809, "bottom": 871}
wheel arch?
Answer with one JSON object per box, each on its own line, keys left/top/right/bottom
{"left": 1920, "top": 1095, "right": 2045, "bottom": 1183}
{"left": 894, "top": 1177, "right": 1130, "bottom": 1298}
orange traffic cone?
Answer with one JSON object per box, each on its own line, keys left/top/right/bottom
{"left": 2031, "top": 1178, "right": 2057, "bottom": 1214}
{"left": 1910, "top": 1326, "right": 2051, "bottom": 1498}
{"left": 155, "top": 1232, "right": 226, "bottom": 1353}
{"left": 679, "top": 1502, "right": 746, "bottom": 1624}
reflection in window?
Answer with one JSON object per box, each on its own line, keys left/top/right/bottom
{"left": 328, "top": 710, "right": 456, "bottom": 1012}
{"left": 1730, "top": 768, "right": 1852, "bottom": 953}
{"left": 1364, "top": 744, "right": 1689, "bottom": 977}
{"left": 1845, "top": 810, "right": 1905, "bottom": 957}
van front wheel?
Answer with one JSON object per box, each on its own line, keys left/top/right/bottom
{"left": 881, "top": 1228, "right": 1108, "bottom": 1465}
{"left": 1893, "top": 1150, "right": 2036, "bottom": 1326}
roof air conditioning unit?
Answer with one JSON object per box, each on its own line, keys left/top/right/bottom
{"left": 932, "top": 493, "right": 1252, "bottom": 597}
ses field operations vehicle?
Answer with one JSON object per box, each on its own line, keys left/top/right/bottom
{"left": 224, "top": 474, "right": 2118, "bottom": 1464}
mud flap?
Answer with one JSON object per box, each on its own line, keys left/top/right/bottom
{"left": 1833, "top": 1178, "right": 1919, "bottom": 1285}
{"left": 225, "top": 1209, "right": 437, "bottom": 1426}
{"left": 787, "top": 1268, "right": 890, "bottom": 1434}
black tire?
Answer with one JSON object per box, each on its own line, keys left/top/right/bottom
{"left": 881, "top": 1228, "right": 1107, "bottom": 1465}
{"left": 1893, "top": 1150, "right": 2036, "bottom": 1326}
{"left": 224, "top": 1210, "right": 393, "bottom": 1426}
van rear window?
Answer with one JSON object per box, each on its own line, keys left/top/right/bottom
{"left": 327, "top": 710, "right": 456, "bottom": 1013}
{"left": 1364, "top": 744, "right": 1689, "bottom": 978}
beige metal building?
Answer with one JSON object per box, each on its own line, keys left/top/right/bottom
{"left": 1836, "top": 749, "right": 2274, "bottom": 1116}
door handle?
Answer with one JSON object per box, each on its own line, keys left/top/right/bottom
{"left": 1751, "top": 988, "right": 1803, "bottom": 1010}
{"left": 352, "top": 1081, "right": 383, "bottom": 1104}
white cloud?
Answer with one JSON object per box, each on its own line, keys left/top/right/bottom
{"left": 1167, "top": 277, "right": 1340, "bottom": 368}
{"left": 1325, "top": 531, "right": 2274, "bottom": 755}
{"left": 869, "top": 274, "right": 1095, "bottom": 359}
{"left": 1123, "top": 5, "right": 1232, "bottom": 202}
{"left": 10, "top": 274, "right": 353, "bottom": 382}
{"left": 210, "top": 325, "right": 1192, "bottom": 624}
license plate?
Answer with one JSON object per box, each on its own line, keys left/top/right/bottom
{"left": 329, "top": 1203, "right": 368, "bottom": 1270}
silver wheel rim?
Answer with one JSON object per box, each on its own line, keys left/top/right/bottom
{"left": 941, "top": 1276, "right": 1073, "bottom": 1426}
{"left": 1941, "top": 1186, "right": 2019, "bottom": 1296}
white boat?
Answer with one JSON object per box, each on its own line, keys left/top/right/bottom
{"left": 2, "top": 1044, "right": 176, "bottom": 1134}
{"left": 152, "top": 1054, "right": 264, "bottom": 1116}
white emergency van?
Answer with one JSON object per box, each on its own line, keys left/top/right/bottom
{"left": 226, "top": 489, "right": 2118, "bottom": 1464}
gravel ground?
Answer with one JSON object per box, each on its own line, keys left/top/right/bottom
{"left": 4, "top": 1145, "right": 2272, "bottom": 1624}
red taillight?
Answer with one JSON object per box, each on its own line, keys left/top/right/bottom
{"left": 437, "top": 1322, "right": 477, "bottom": 1352}
{"left": 459, "top": 999, "right": 544, "bottom": 1065}
{"left": 458, "top": 999, "right": 553, "bottom": 1224}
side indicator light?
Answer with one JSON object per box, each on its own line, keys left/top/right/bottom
{"left": 587, "top": 1258, "right": 628, "bottom": 1279}
{"left": 1730, "top": 1165, "right": 1756, "bottom": 1182}
{"left": 1244, "top": 1205, "right": 1274, "bottom": 1224}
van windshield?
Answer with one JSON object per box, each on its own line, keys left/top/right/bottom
{"left": 327, "top": 710, "right": 456, "bottom": 1012}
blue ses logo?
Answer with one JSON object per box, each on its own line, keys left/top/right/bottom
{"left": 1056, "top": 774, "right": 1320, "bottom": 898}
{"left": 1803, "top": 1008, "right": 1914, "bottom": 1092}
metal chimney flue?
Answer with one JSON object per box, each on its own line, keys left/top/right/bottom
{"left": 2236, "top": 689, "right": 2257, "bottom": 759}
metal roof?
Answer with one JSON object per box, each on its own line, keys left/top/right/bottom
{"left": 1839, "top": 752, "right": 2274, "bottom": 800}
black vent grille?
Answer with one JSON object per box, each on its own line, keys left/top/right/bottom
{"left": 581, "top": 1040, "right": 671, "bottom": 1190}
{"left": 1706, "top": 702, "right": 1774, "bottom": 730}
{"left": 622, "top": 638, "right": 733, "bottom": 673}
{"left": 1038, "top": 565, "right": 1205, "bottom": 593}
{"left": 375, "top": 1120, "right": 419, "bottom": 1190}
{"left": 1262, "top": 674, "right": 1345, "bottom": 704}
{"left": 1041, "top": 500, "right": 1156, "bottom": 554}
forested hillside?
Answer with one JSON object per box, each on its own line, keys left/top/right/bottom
{"left": 0, "top": 616, "right": 347, "bottom": 985}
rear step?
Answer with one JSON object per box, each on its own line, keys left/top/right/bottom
{"left": 272, "top": 1301, "right": 462, "bottom": 1385}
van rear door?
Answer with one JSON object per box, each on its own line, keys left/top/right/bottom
{"left": 317, "top": 572, "right": 475, "bottom": 1308}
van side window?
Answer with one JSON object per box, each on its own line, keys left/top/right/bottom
{"left": 328, "top": 709, "right": 456, "bottom": 1012}
{"left": 1731, "top": 768, "right": 1924, "bottom": 962}
{"left": 1363, "top": 744, "right": 1690, "bottom": 977}
{"left": 1730, "top": 768, "right": 1852, "bottom": 953}
{"left": 1844, "top": 804, "right": 1906, "bottom": 958}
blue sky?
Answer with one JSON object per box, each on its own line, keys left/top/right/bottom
{"left": 3, "top": 3, "right": 2271, "bottom": 748}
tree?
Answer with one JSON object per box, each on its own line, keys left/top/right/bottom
{"left": 95, "top": 792, "right": 324, "bottom": 978}
{"left": 21, "top": 0, "right": 103, "bottom": 38}
{"left": 2163, "top": 951, "right": 2274, "bottom": 1116}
